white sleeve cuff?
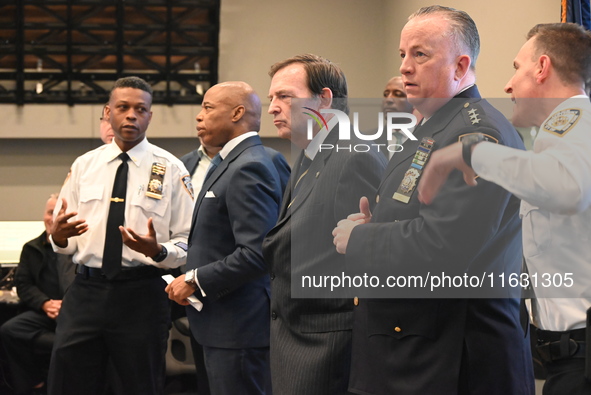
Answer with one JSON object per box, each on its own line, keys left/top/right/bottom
{"left": 194, "top": 268, "right": 207, "bottom": 298}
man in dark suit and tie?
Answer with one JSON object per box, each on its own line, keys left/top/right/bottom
{"left": 263, "top": 54, "right": 387, "bottom": 394}
{"left": 333, "top": 6, "right": 534, "bottom": 395}
{"left": 181, "top": 138, "right": 289, "bottom": 199}
{"left": 166, "top": 81, "right": 288, "bottom": 395}
{"left": 178, "top": 116, "right": 288, "bottom": 395}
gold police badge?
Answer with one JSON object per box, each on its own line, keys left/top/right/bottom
{"left": 146, "top": 162, "right": 166, "bottom": 199}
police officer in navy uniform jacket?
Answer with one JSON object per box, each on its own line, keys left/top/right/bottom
{"left": 333, "top": 6, "right": 534, "bottom": 395}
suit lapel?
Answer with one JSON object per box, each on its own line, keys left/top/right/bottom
{"left": 287, "top": 130, "right": 338, "bottom": 215}
{"left": 189, "top": 135, "right": 262, "bottom": 239}
{"left": 271, "top": 129, "right": 339, "bottom": 230}
{"left": 276, "top": 150, "right": 303, "bottom": 221}
{"left": 186, "top": 151, "right": 200, "bottom": 175}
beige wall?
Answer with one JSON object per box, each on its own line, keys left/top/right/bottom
{"left": 0, "top": 0, "right": 560, "bottom": 220}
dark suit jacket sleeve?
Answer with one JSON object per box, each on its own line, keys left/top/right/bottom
{"left": 267, "top": 148, "right": 291, "bottom": 195}
{"left": 196, "top": 160, "right": 280, "bottom": 300}
{"left": 180, "top": 149, "right": 199, "bottom": 175}
{"left": 347, "top": 126, "right": 515, "bottom": 278}
{"left": 15, "top": 238, "right": 50, "bottom": 312}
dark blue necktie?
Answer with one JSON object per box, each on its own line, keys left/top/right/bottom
{"left": 102, "top": 152, "right": 129, "bottom": 279}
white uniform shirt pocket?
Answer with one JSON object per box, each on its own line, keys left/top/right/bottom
{"left": 80, "top": 184, "right": 104, "bottom": 203}
{"left": 77, "top": 184, "right": 105, "bottom": 228}
{"left": 130, "top": 193, "right": 169, "bottom": 218}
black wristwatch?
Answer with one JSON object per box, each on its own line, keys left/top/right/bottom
{"left": 462, "top": 133, "right": 485, "bottom": 168}
{"left": 152, "top": 245, "right": 168, "bottom": 263}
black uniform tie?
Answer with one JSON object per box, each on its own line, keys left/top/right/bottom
{"left": 102, "top": 152, "right": 130, "bottom": 279}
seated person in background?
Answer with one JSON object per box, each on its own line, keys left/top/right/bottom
{"left": 0, "top": 194, "right": 74, "bottom": 395}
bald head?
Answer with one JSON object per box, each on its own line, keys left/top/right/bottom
{"left": 387, "top": 76, "right": 403, "bottom": 86}
{"left": 209, "top": 81, "right": 262, "bottom": 132}
{"left": 196, "top": 81, "right": 262, "bottom": 149}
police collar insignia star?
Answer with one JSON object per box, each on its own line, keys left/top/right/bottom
{"left": 467, "top": 108, "right": 481, "bottom": 125}
{"left": 146, "top": 162, "right": 166, "bottom": 199}
{"left": 542, "top": 108, "right": 581, "bottom": 137}
{"left": 393, "top": 137, "right": 435, "bottom": 203}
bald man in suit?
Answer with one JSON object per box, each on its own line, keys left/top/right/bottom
{"left": 166, "top": 81, "right": 288, "bottom": 394}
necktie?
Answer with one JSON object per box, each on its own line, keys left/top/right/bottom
{"left": 289, "top": 153, "right": 312, "bottom": 207}
{"left": 102, "top": 152, "right": 130, "bottom": 279}
{"left": 295, "top": 154, "right": 312, "bottom": 186}
{"left": 204, "top": 154, "right": 222, "bottom": 183}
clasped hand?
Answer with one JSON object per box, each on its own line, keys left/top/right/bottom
{"left": 165, "top": 275, "right": 196, "bottom": 306}
{"left": 332, "top": 197, "right": 372, "bottom": 254}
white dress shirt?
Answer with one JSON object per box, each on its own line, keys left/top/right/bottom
{"left": 473, "top": 96, "right": 591, "bottom": 331}
{"left": 51, "top": 138, "right": 194, "bottom": 269}
{"left": 192, "top": 145, "right": 213, "bottom": 198}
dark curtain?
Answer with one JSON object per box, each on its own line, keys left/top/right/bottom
{"left": 562, "top": 0, "right": 591, "bottom": 30}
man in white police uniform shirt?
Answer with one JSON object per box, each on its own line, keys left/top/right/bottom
{"left": 419, "top": 23, "right": 591, "bottom": 395}
{"left": 49, "top": 76, "right": 194, "bottom": 395}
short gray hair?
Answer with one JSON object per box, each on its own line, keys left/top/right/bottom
{"left": 409, "top": 5, "right": 480, "bottom": 70}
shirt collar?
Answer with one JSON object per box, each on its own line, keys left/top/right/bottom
{"left": 550, "top": 95, "right": 590, "bottom": 113}
{"left": 219, "top": 131, "right": 258, "bottom": 159}
{"left": 457, "top": 84, "right": 475, "bottom": 95}
{"left": 197, "top": 145, "right": 206, "bottom": 159}
{"left": 104, "top": 137, "right": 149, "bottom": 167}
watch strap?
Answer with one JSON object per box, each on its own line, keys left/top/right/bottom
{"left": 461, "top": 133, "right": 484, "bottom": 168}
{"left": 152, "top": 245, "right": 168, "bottom": 263}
